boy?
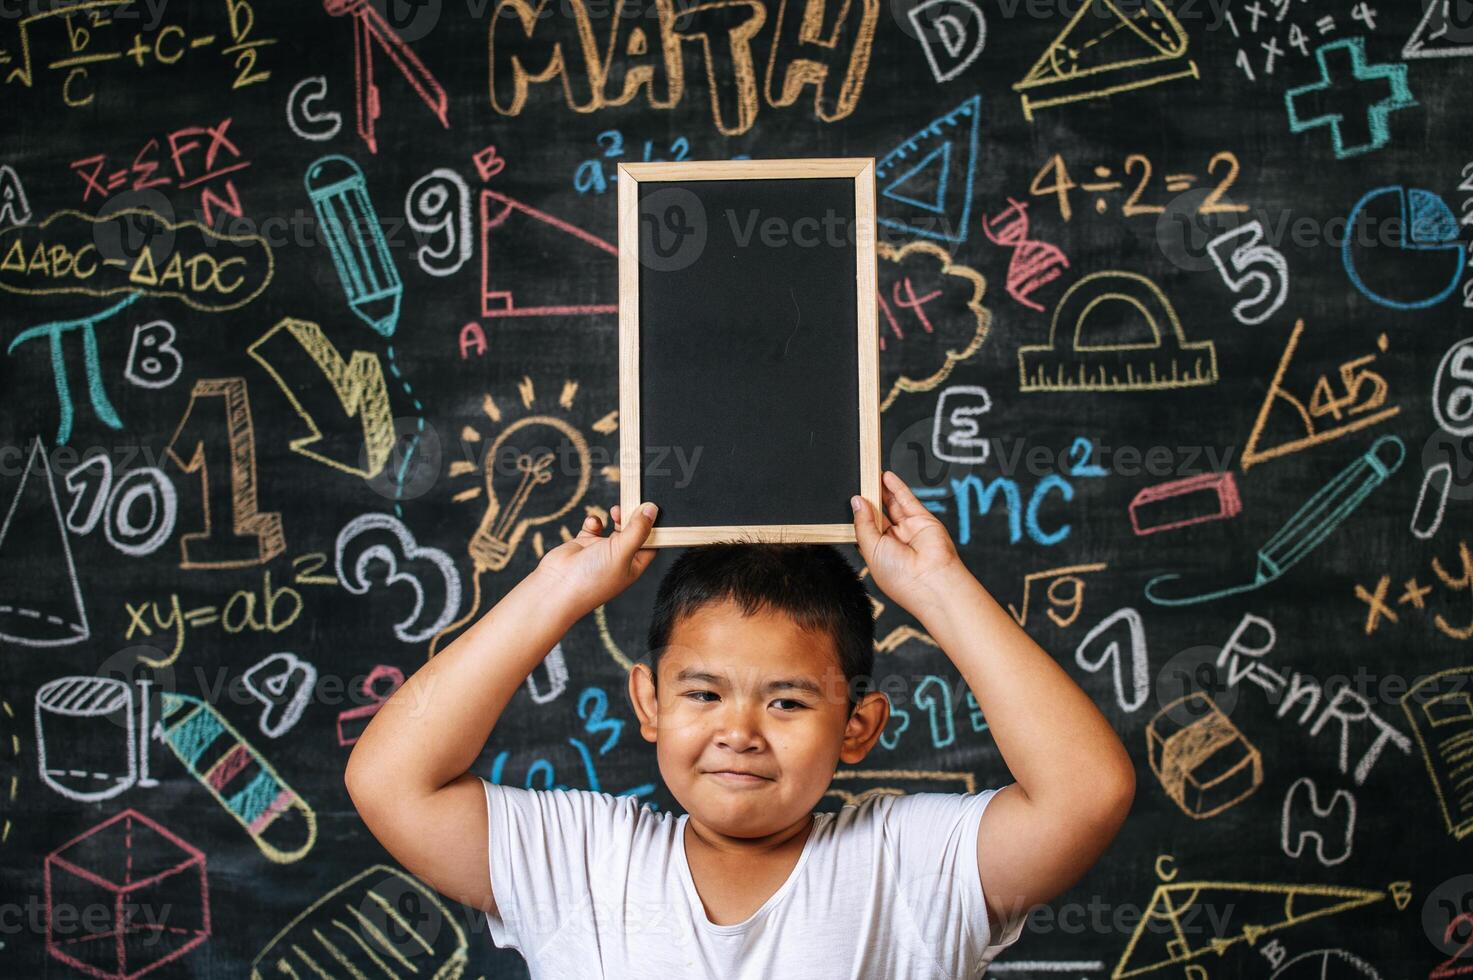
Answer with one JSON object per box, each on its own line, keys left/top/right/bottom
{"left": 345, "top": 470, "right": 1136, "bottom": 977}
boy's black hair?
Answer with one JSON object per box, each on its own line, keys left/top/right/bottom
{"left": 645, "top": 543, "right": 876, "bottom": 715}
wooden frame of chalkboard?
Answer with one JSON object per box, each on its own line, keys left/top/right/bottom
{"left": 616, "top": 158, "right": 881, "bottom": 548}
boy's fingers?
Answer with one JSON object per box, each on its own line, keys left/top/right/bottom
{"left": 610, "top": 504, "right": 621, "bottom": 528}
{"left": 573, "top": 513, "right": 603, "bottom": 541}
{"left": 883, "top": 471, "right": 929, "bottom": 519}
{"left": 880, "top": 483, "right": 910, "bottom": 529}
{"left": 613, "top": 502, "right": 658, "bottom": 555}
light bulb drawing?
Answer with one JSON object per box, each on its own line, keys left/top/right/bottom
{"left": 430, "top": 376, "right": 615, "bottom": 661}
{"left": 469, "top": 416, "right": 591, "bottom": 573}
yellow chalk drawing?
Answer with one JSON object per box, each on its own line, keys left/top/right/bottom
{"left": 466, "top": 413, "right": 591, "bottom": 572}
{"left": 761, "top": 0, "right": 880, "bottom": 123}
{"left": 251, "top": 865, "right": 468, "bottom": 979}
{"left": 486, "top": 0, "right": 878, "bottom": 135}
{"left": 1006, "top": 562, "right": 1108, "bottom": 628}
{"left": 1, "top": 0, "right": 276, "bottom": 101}
{"left": 0, "top": 695, "right": 17, "bottom": 846}
{"left": 825, "top": 768, "right": 978, "bottom": 805}
{"left": 1114, "top": 867, "right": 1397, "bottom": 978}
{"left": 1014, "top": 0, "right": 1199, "bottom": 121}
{"left": 877, "top": 240, "right": 991, "bottom": 412}
{"left": 247, "top": 317, "right": 396, "bottom": 479}
{"left": 1241, "top": 320, "right": 1399, "bottom": 471}
{"left": 1147, "top": 692, "right": 1263, "bottom": 819}
{"left": 124, "top": 571, "right": 307, "bottom": 666}
{"left": 1401, "top": 666, "right": 1473, "bottom": 841}
{"left": 166, "top": 377, "right": 287, "bottom": 570}
{"left": 0, "top": 208, "right": 273, "bottom": 311}
{"left": 1018, "top": 271, "right": 1217, "bottom": 392}
{"left": 430, "top": 379, "right": 603, "bottom": 657}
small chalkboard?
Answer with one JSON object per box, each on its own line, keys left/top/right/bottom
{"left": 616, "top": 159, "right": 881, "bottom": 547}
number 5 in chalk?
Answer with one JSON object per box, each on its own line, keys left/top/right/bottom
{"left": 156, "top": 692, "right": 318, "bottom": 864}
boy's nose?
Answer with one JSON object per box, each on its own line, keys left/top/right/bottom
{"left": 716, "top": 733, "right": 761, "bottom": 753}
{"left": 713, "top": 714, "right": 765, "bottom": 751}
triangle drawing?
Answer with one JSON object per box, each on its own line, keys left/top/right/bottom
{"left": 480, "top": 190, "right": 619, "bottom": 318}
{"left": 876, "top": 94, "right": 982, "bottom": 245}
{"left": 1114, "top": 878, "right": 1386, "bottom": 977}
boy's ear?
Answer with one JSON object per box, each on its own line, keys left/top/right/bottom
{"left": 628, "top": 662, "right": 659, "bottom": 742}
{"left": 837, "top": 692, "right": 890, "bottom": 765}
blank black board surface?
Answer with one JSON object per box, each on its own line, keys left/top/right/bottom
{"left": 619, "top": 160, "right": 880, "bottom": 546}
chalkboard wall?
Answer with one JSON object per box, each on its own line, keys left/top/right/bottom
{"left": 2, "top": 0, "right": 1471, "bottom": 975}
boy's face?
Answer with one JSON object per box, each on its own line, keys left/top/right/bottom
{"left": 629, "top": 598, "right": 889, "bottom": 838}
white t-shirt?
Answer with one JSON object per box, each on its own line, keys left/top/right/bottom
{"left": 478, "top": 777, "right": 1026, "bottom": 978}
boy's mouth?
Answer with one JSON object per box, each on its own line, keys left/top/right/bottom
{"left": 705, "top": 770, "right": 772, "bottom": 785}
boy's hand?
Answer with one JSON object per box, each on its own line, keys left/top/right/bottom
{"left": 852, "top": 471, "right": 967, "bottom": 618}
{"left": 535, "top": 502, "right": 659, "bottom": 615}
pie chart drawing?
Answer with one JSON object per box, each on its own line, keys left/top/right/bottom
{"left": 1342, "top": 185, "right": 1466, "bottom": 310}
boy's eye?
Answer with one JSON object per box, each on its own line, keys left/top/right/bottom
{"left": 681, "top": 692, "right": 809, "bottom": 711}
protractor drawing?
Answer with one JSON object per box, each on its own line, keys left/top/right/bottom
{"left": 1018, "top": 271, "right": 1217, "bottom": 391}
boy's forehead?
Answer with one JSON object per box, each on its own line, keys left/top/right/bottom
{"left": 667, "top": 598, "right": 819, "bottom": 646}
{"left": 660, "top": 600, "right": 842, "bottom": 678}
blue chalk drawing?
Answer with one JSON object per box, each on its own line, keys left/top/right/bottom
{"left": 1341, "top": 185, "right": 1465, "bottom": 310}
{"left": 876, "top": 94, "right": 981, "bottom": 244}
{"left": 1284, "top": 37, "right": 1417, "bottom": 159}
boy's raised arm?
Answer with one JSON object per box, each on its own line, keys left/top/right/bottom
{"left": 853, "top": 473, "right": 1135, "bottom": 939}
{"left": 344, "top": 503, "right": 660, "bottom": 914}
